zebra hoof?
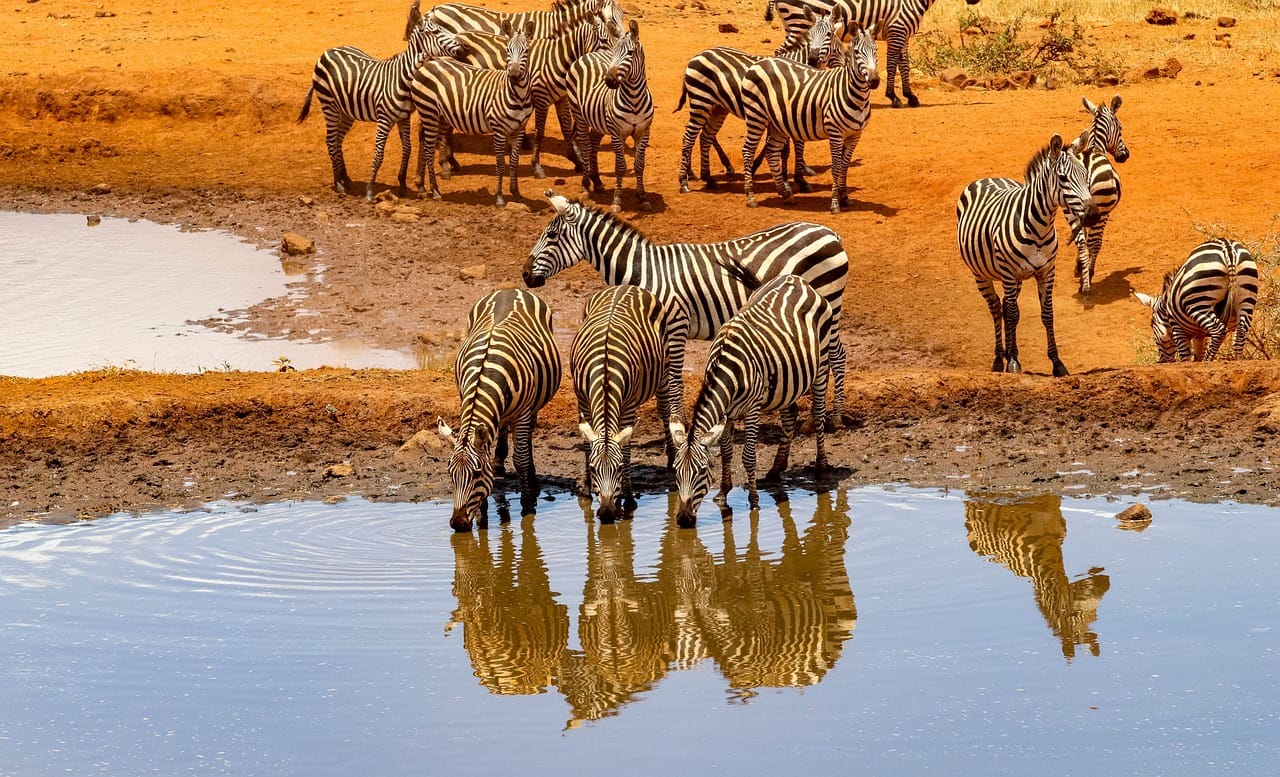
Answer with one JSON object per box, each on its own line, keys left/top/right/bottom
{"left": 639, "top": 199, "right": 652, "bottom": 212}
{"left": 610, "top": 202, "right": 622, "bottom": 213}
{"left": 703, "top": 178, "right": 720, "bottom": 191}
{"left": 532, "top": 166, "right": 546, "bottom": 179}
{"left": 890, "top": 97, "right": 905, "bottom": 109}
{"left": 906, "top": 94, "right": 921, "bottom": 108}
{"left": 679, "top": 182, "right": 690, "bottom": 194}
{"left": 801, "top": 165, "right": 817, "bottom": 177}
{"left": 495, "top": 197, "right": 506, "bottom": 208}
{"left": 745, "top": 198, "right": 758, "bottom": 208}
{"left": 1052, "top": 360, "right": 1070, "bottom": 378}
{"left": 991, "top": 357, "right": 1006, "bottom": 373}
{"left": 1005, "top": 359, "right": 1023, "bottom": 375}
{"left": 829, "top": 204, "right": 841, "bottom": 215}
{"left": 796, "top": 180, "right": 812, "bottom": 194}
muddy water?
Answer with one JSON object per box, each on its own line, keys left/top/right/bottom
{"left": 0, "top": 488, "right": 1276, "bottom": 776}
{"left": 0, "top": 212, "right": 416, "bottom": 376}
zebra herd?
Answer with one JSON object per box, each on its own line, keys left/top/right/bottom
{"left": 295, "top": 1, "right": 1262, "bottom": 529}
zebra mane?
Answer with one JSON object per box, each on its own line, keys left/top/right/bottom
{"left": 1160, "top": 269, "right": 1177, "bottom": 295}
{"left": 1023, "top": 139, "right": 1060, "bottom": 183}
{"left": 577, "top": 197, "right": 655, "bottom": 242}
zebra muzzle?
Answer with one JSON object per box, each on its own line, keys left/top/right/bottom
{"left": 521, "top": 270, "right": 546, "bottom": 288}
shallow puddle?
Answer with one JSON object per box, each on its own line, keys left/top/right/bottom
{"left": 0, "top": 211, "right": 416, "bottom": 376}
{"left": 0, "top": 487, "right": 1276, "bottom": 775}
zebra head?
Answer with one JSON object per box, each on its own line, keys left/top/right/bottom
{"left": 604, "top": 19, "right": 644, "bottom": 89}
{"left": 406, "top": 3, "right": 470, "bottom": 61}
{"left": 596, "top": 0, "right": 625, "bottom": 42}
{"left": 841, "top": 20, "right": 881, "bottom": 91}
{"left": 806, "top": 11, "right": 838, "bottom": 68}
{"left": 524, "top": 190, "right": 589, "bottom": 287}
{"left": 1133, "top": 286, "right": 1177, "bottom": 362}
{"left": 669, "top": 421, "right": 725, "bottom": 528}
{"left": 438, "top": 418, "right": 497, "bottom": 532}
{"left": 1084, "top": 94, "right": 1129, "bottom": 163}
{"left": 1048, "top": 133, "right": 1100, "bottom": 228}
{"left": 500, "top": 20, "right": 534, "bottom": 81}
{"left": 579, "top": 422, "right": 634, "bottom": 522}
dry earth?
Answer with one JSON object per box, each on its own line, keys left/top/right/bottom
{"left": 2, "top": 0, "right": 1280, "bottom": 525}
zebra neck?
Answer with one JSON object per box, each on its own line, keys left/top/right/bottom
{"left": 1023, "top": 160, "right": 1066, "bottom": 230}
{"left": 579, "top": 210, "right": 654, "bottom": 285}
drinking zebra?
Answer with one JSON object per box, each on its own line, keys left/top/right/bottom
{"left": 1133, "top": 238, "right": 1259, "bottom": 362}
{"left": 676, "top": 8, "right": 837, "bottom": 193}
{"left": 427, "top": 0, "right": 607, "bottom": 38}
{"left": 437, "top": 288, "right": 562, "bottom": 532}
{"left": 297, "top": 2, "right": 468, "bottom": 199}
{"left": 523, "top": 190, "right": 853, "bottom": 421}
{"left": 1067, "top": 94, "right": 1130, "bottom": 299}
{"left": 571, "top": 285, "right": 691, "bottom": 522}
{"left": 956, "top": 133, "right": 1099, "bottom": 377}
{"left": 566, "top": 18, "right": 655, "bottom": 212}
{"left": 669, "top": 276, "right": 837, "bottom": 527}
{"left": 741, "top": 17, "right": 880, "bottom": 213}
{"left": 410, "top": 20, "right": 535, "bottom": 206}
{"left": 765, "top": 0, "right": 980, "bottom": 108}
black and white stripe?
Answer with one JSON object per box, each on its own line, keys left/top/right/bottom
{"left": 669, "top": 275, "right": 837, "bottom": 527}
{"left": 297, "top": 2, "right": 467, "bottom": 199}
{"left": 567, "top": 18, "right": 655, "bottom": 212}
{"left": 437, "top": 288, "right": 563, "bottom": 532}
{"left": 410, "top": 20, "right": 535, "bottom": 206}
{"left": 571, "top": 285, "right": 691, "bottom": 522}
{"left": 956, "top": 133, "right": 1099, "bottom": 377}
{"left": 741, "top": 18, "right": 880, "bottom": 213}
{"left": 1067, "top": 94, "right": 1130, "bottom": 298}
{"left": 1134, "top": 238, "right": 1259, "bottom": 362}
{"left": 523, "top": 191, "right": 852, "bottom": 419}
{"left": 427, "top": 0, "right": 608, "bottom": 38}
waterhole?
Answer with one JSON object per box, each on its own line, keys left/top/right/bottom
{"left": 0, "top": 488, "right": 1275, "bottom": 775}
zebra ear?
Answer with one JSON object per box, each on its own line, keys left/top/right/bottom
{"left": 628, "top": 18, "right": 639, "bottom": 37}
{"left": 524, "top": 20, "right": 535, "bottom": 38}
{"left": 1110, "top": 94, "right": 1122, "bottom": 112}
{"left": 501, "top": 18, "right": 513, "bottom": 37}
{"left": 436, "top": 417, "right": 456, "bottom": 445}
{"left": 473, "top": 424, "right": 492, "bottom": 448}
{"left": 615, "top": 426, "right": 635, "bottom": 447}
{"left": 1082, "top": 96, "right": 1098, "bottom": 114}
{"left": 669, "top": 421, "right": 687, "bottom": 447}
{"left": 546, "top": 189, "right": 572, "bottom": 215}
{"left": 1048, "top": 133, "right": 1064, "bottom": 154}
{"left": 1133, "top": 291, "right": 1158, "bottom": 308}
{"left": 579, "top": 422, "right": 600, "bottom": 444}
{"left": 700, "top": 424, "right": 725, "bottom": 448}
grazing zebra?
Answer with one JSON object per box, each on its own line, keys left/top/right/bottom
{"left": 1133, "top": 238, "right": 1259, "bottom": 362}
{"left": 427, "top": 0, "right": 607, "bottom": 38}
{"left": 523, "top": 190, "right": 853, "bottom": 420}
{"left": 567, "top": 18, "right": 655, "bottom": 212}
{"left": 410, "top": 20, "right": 535, "bottom": 206}
{"left": 437, "top": 288, "right": 562, "bottom": 532}
{"left": 956, "top": 133, "right": 1099, "bottom": 377}
{"left": 765, "top": 0, "right": 980, "bottom": 108}
{"left": 1067, "top": 94, "right": 1130, "bottom": 299}
{"left": 454, "top": 18, "right": 618, "bottom": 178}
{"left": 297, "top": 2, "right": 468, "bottom": 199}
{"left": 676, "top": 9, "right": 837, "bottom": 193}
{"left": 741, "top": 18, "right": 880, "bottom": 213}
{"left": 669, "top": 275, "right": 837, "bottom": 527}
{"left": 571, "top": 286, "right": 691, "bottom": 522}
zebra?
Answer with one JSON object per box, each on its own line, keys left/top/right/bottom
{"left": 741, "top": 17, "right": 880, "bottom": 213}
{"left": 453, "top": 17, "right": 618, "bottom": 178}
{"left": 567, "top": 18, "right": 655, "bottom": 212}
{"left": 1066, "top": 94, "right": 1130, "bottom": 299}
{"left": 675, "top": 8, "right": 838, "bottom": 193}
{"left": 427, "top": 0, "right": 608, "bottom": 39}
{"left": 571, "top": 285, "right": 691, "bottom": 522}
{"left": 669, "top": 275, "right": 837, "bottom": 527}
{"left": 296, "top": 1, "right": 468, "bottom": 199}
{"left": 956, "top": 133, "right": 1099, "bottom": 377}
{"left": 523, "top": 190, "right": 853, "bottom": 421}
{"left": 410, "top": 20, "right": 535, "bottom": 206}
{"left": 1133, "top": 238, "right": 1259, "bottom": 362}
{"left": 436, "top": 288, "right": 562, "bottom": 532}
{"left": 765, "top": 0, "right": 981, "bottom": 108}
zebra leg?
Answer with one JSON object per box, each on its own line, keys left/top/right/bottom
{"left": 680, "top": 107, "right": 707, "bottom": 193}
{"left": 552, "top": 98, "right": 582, "bottom": 172}
{"left": 717, "top": 421, "right": 734, "bottom": 497}
{"left": 512, "top": 413, "right": 540, "bottom": 517}
{"left": 634, "top": 129, "right": 651, "bottom": 212}
{"left": 366, "top": 118, "right": 395, "bottom": 201}
{"left": 531, "top": 103, "right": 550, "bottom": 180}
{"left": 326, "top": 115, "right": 355, "bottom": 194}
{"left": 587, "top": 131, "right": 606, "bottom": 194}
{"left": 829, "top": 336, "right": 851, "bottom": 429}
{"left": 708, "top": 114, "right": 735, "bottom": 175}
{"left": 765, "top": 405, "right": 796, "bottom": 483}
{"left": 1082, "top": 218, "right": 1107, "bottom": 299}
{"left": 610, "top": 134, "right": 627, "bottom": 212}
{"left": 1071, "top": 220, "right": 1090, "bottom": 288}
{"left": 1002, "top": 282, "right": 1025, "bottom": 374}
{"left": 796, "top": 140, "right": 816, "bottom": 180}
{"left": 395, "top": 116, "right": 413, "bottom": 197}
{"left": 836, "top": 131, "right": 863, "bottom": 212}
{"left": 1034, "top": 269, "right": 1069, "bottom": 377}
{"left": 1171, "top": 326, "right": 1194, "bottom": 362}
{"left": 416, "top": 117, "right": 444, "bottom": 200}
{"left": 885, "top": 31, "right": 905, "bottom": 108}
{"left": 1200, "top": 314, "right": 1229, "bottom": 361}
{"left": 763, "top": 133, "right": 794, "bottom": 203}
{"left": 976, "top": 278, "right": 1007, "bottom": 372}
{"left": 742, "top": 118, "right": 765, "bottom": 208}
{"left": 508, "top": 129, "right": 523, "bottom": 201}
{"left": 621, "top": 411, "right": 638, "bottom": 516}
{"left": 742, "top": 408, "right": 761, "bottom": 495}
{"left": 1234, "top": 307, "right": 1254, "bottom": 359}
{"left": 811, "top": 367, "right": 829, "bottom": 472}
{"left": 899, "top": 41, "right": 920, "bottom": 108}
{"left": 492, "top": 134, "right": 509, "bottom": 208}
{"left": 827, "top": 136, "right": 846, "bottom": 215}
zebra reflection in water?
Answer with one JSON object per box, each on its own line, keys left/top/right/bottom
{"left": 964, "top": 493, "right": 1111, "bottom": 660}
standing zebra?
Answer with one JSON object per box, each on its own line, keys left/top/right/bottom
{"left": 765, "top": 0, "right": 980, "bottom": 108}
{"left": 741, "top": 18, "right": 880, "bottom": 213}
{"left": 571, "top": 286, "right": 691, "bottom": 522}
{"left": 1133, "top": 238, "right": 1259, "bottom": 362}
{"left": 523, "top": 190, "right": 853, "bottom": 421}
{"left": 669, "top": 275, "right": 837, "bottom": 527}
{"left": 411, "top": 20, "right": 535, "bottom": 206}
{"left": 567, "top": 18, "right": 655, "bottom": 212}
{"left": 427, "top": 0, "right": 608, "bottom": 38}
{"left": 956, "top": 133, "right": 1099, "bottom": 377}
{"left": 1067, "top": 94, "right": 1130, "bottom": 299}
{"left": 676, "top": 8, "right": 837, "bottom": 193}
{"left": 437, "top": 288, "right": 563, "bottom": 532}
{"left": 297, "top": 2, "right": 468, "bottom": 199}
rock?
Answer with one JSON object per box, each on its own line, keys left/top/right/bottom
{"left": 323, "top": 462, "right": 354, "bottom": 479}
{"left": 299, "top": 195, "right": 314, "bottom": 206}
{"left": 373, "top": 189, "right": 399, "bottom": 203}
{"left": 280, "top": 232, "right": 315, "bottom": 255}
{"left": 374, "top": 200, "right": 399, "bottom": 216}
{"left": 988, "top": 74, "right": 1013, "bottom": 90}
{"left": 939, "top": 67, "right": 973, "bottom": 89}
{"left": 390, "top": 210, "right": 419, "bottom": 223}
{"left": 504, "top": 201, "right": 531, "bottom": 214}
{"left": 1116, "top": 504, "right": 1153, "bottom": 522}
{"left": 718, "top": 22, "right": 739, "bottom": 33}
{"left": 393, "top": 429, "right": 449, "bottom": 461}
{"left": 1009, "top": 70, "right": 1036, "bottom": 88}
{"left": 459, "top": 264, "right": 487, "bottom": 281}
{"left": 1217, "top": 16, "right": 1236, "bottom": 27}
{"left": 1095, "top": 74, "right": 1121, "bottom": 86}
{"left": 1160, "top": 57, "right": 1183, "bottom": 78}
{"left": 1145, "top": 7, "right": 1177, "bottom": 25}
{"left": 89, "top": 182, "right": 112, "bottom": 195}
{"left": 86, "top": 214, "right": 101, "bottom": 226}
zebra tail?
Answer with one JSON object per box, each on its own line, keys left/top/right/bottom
{"left": 297, "top": 85, "right": 314, "bottom": 124}
{"left": 674, "top": 83, "right": 688, "bottom": 113}
{"left": 764, "top": 0, "right": 775, "bottom": 22}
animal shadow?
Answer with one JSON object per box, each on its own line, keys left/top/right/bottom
{"left": 1075, "top": 266, "right": 1143, "bottom": 307}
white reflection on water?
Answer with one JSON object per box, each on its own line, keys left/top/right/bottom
{"left": 0, "top": 212, "right": 416, "bottom": 376}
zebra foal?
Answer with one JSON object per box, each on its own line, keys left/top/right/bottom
{"left": 567, "top": 18, "right": 655, "bottom": 212}
{"left": 438, "top": 289, "right": 563, "bottom": 532}
{"left": 670, "top": 275, "right": 837, "bottom": 527}
{"left": 411, "top": 20, "right": 535, "bottom": 206}
{"left": 741, "top": 17, "right": 880, "bottom": 213}
{"left": 956, "top": 133, "right": 1099, "bottom": 377}
{"left": 1067, "top": 94, "right": 1130, "bottom": 299}
{"left": 297, "top": 1, "right": 467, "bottom": 199}
{"left": 571, "top": 285, "right": 691, "bottom": 522}
{"left": 523, "top": 190, "right": 854, "bottom": 422}
{"left": 1133, "top": 238, "right": 1259, "bottom": 362}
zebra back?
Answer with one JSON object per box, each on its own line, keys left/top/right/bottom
{"left": 429, "top": 0, "right": 608, "bottom": 39}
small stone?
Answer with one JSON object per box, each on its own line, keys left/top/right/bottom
{"left": 94, "top": 9, "right": 116, "bottom": 17}
{"left": 1145, "top": 7, "right": 1177, "bottom": 25}
{"left": 1009, "top": 70, "right": 1036, "bottom": 88}
{"left": 373, "top": 189, "right": 399, "bottom": 203}
{"left": 390, "top": 211, "right": 419, "bottom": 223}
{"left": 323, "top": 462, "right": 354, "bottom": 479}
{"left": 280, "top": 232, "right": 315, "bottom": 255}
{"left": 374, "top": 200, "right": 399, "bottom": 215}
{"left": 86, "top": 214, "right": 101, "bottom": 226}
{"left": 939, "top": 67, "right": 973, "bottom": 89}
{"left": 89, "top": 182, "right": 112, "bottom": 195}
{"left": 988, "top": 74, "right": 1013, "bottom": 90}
{"left": 1160, "top": 57, "right": 1183, "bottom": 78}
{"left": 1095, "top": 74, "right": 1121, "bottom": 86}
{"left": 504, "top": 201, "right": 531, "bottom": 214}
{"left": 718, "top": 22, "right": 739, "bottom": 33}
{"left": 299, "top": 195, "right": 314, "bottom": 206}
{"left": 459, "top": 264, "right": 487, "bottom": 281}
{"left": 1217, "top": 16, "right": 1236, "bottom": 27}
{"left": 1116, "top": 504, "right": 1153, "bottom": 522}
{"left": 393, "top": 429, "right": 449, "bottom": 461}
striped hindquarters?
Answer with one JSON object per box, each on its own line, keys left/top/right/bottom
{"left": 571, "top": 286, "right": 673, "bottom": 427}
{"left": 308, "top": 46, "right": 412, "bottom": 125}
{"left": 1148, "top": 239, "right": 1260, "bottom": 360}
{"left": 680, "top": 47, "right": 760, "bottom": 124}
